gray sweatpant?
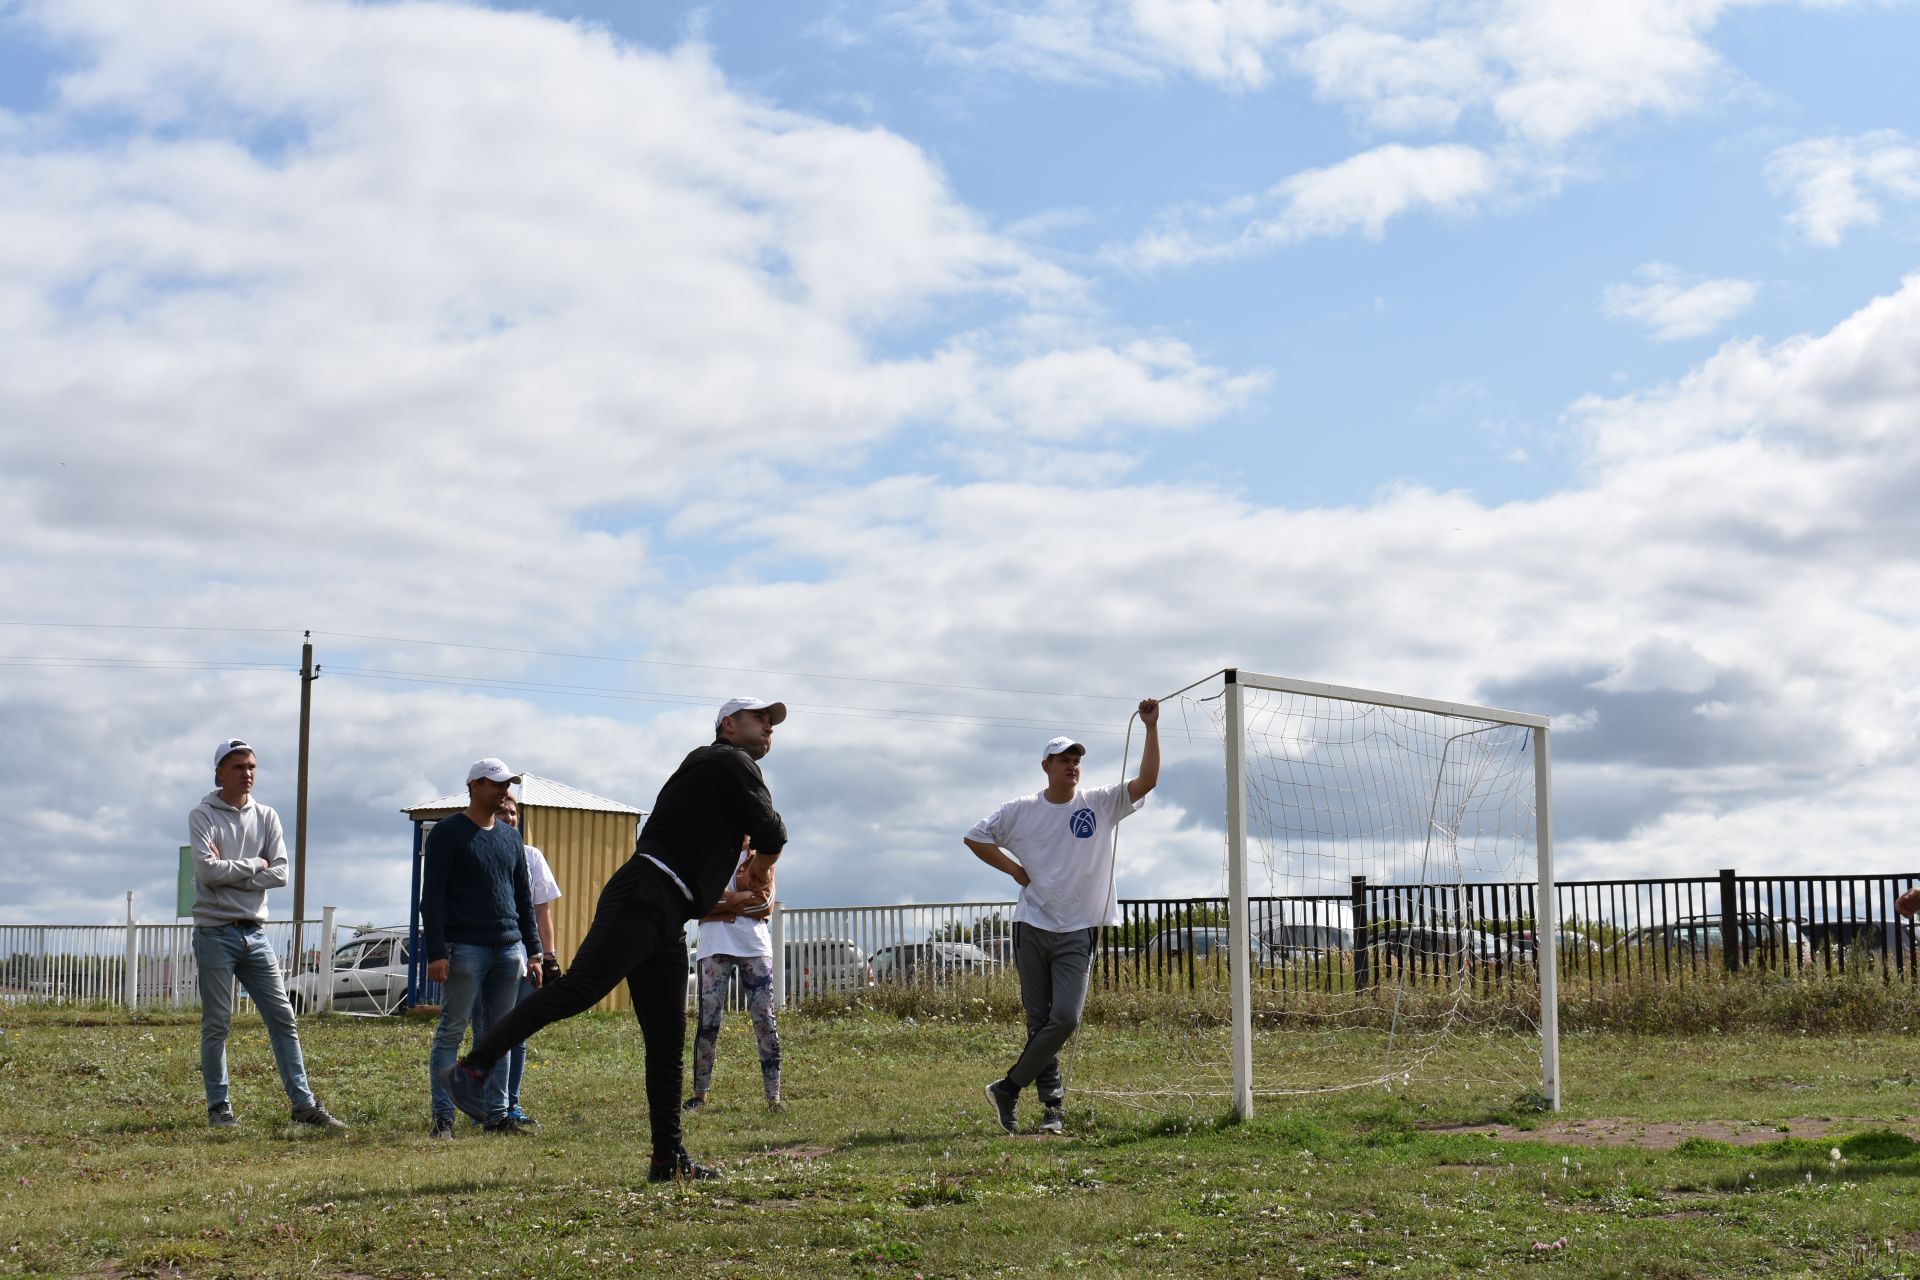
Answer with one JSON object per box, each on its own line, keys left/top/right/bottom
{"left": 1003, "top": 922, "right": 1097, "bottom": 1105}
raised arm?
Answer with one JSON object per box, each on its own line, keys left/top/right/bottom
{"left": 1127, "top": 697, "right": 1161, "bottom": 803}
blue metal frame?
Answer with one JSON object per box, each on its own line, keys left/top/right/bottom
{"left": 404, "top": 819, "right": 445, "bottom": 1009}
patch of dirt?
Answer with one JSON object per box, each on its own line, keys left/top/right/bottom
{"left": 766, "top": 1144, "right": 833, "bottom": 1160}
{"left": 1422, "top": 1117, "right": 1877, "bottom": 1150}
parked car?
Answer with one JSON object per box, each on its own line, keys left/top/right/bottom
{"left": 871, "top": 941, "right": 993, "bottom": 985}
{"left": 286, "top": 926, "right": 411, "bottom": 1014}
{"left": 783, "top": 937, "right": 875, "bottom": 999}
{"left": 1364, "top": 924, "right": 1511, "bottom": 970}
{"left": 1605, "top": 915, "right": 1809, "bottom": 966}
{"left": 1802, "top": 919, "right": 1916, "bottom": 958}
{"left": 977, "top": 935, "right": 1016, "bottom": 966}
{"left": 1261, "top": 922, "right": 1353, "bottom": 961}
{"left": 1138, "top": 927, "right": 1269, "bottom": 966}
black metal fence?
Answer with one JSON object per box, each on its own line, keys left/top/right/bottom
{"left": 1103, "top": 869, "right": 1920, "bottom": 992}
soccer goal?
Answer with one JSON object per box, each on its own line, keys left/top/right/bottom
{"left": 1089, "top": 668, "right": 1557, "bottom": 1119}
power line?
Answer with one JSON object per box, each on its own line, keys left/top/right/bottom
{"left": 1, "top": 650, "right": 1138, "bottom": 736}
{"left": 324, "top": 666, "right": 1132, "bottom": 736}
{"left": 0, "top": 619, "right": 1133, "bottom": 703}
{"left": 0, "top": 655, "right": 293, "bottom": 672}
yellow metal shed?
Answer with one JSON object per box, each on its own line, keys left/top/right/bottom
{"left": 404, "top": 774, "right": 647, "bottom": 1014}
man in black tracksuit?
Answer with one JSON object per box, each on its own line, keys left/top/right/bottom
{"left": 445, "top": 697, "right": 789, "bottom": 1181}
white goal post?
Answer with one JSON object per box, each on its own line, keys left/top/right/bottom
{"left": 1192, "top": 668, "right": 1559, "bottom": 1118}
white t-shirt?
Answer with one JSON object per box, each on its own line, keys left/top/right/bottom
{"left": 966, "top": 780, "right": 1143, "bottom": 932}
{"left": 524, "top": 844, "right": 562, "bottom": 907}
{"left": 695, "top": 854, "right": 772, "bottom": 960}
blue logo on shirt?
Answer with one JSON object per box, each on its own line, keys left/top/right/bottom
{"left": 1069, "top": 808, "right": 1096, "bottom": 838}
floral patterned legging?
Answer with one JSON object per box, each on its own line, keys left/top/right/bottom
{"left": 691, "top": 953, "right": 782, "bottom": 1101}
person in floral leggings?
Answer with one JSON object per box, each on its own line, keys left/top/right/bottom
{"left": 685, "top": 842, "right": 782, "bottom": 1111}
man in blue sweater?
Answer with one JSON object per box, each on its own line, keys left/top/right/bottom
{"left": 420, "top": 758, "right": 543, "bottom": 1138}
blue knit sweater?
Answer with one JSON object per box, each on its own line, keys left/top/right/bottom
{"left": 419, "top": 813, "right": 539, "bottom": 962}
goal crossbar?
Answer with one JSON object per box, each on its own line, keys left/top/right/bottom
{"left": 1229, "top": 668, "right": 1551, "bottom": 731}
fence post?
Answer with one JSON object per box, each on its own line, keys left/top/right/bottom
{"left": 124, "top": 893, "right": 138, "bottom": 1012}
{"left": 1352, "top": 876, "right": 1370, "bottom": 991}
{"left": 770, "top": 900, "right": 785, "bottom": 1011}
{"left": 319, "top": 907, "right": 337, "bottom": 1013}
{"left": 1719, "top": 868, "right": 1740, "bottom": 973}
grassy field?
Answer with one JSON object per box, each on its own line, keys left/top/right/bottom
{"left": 4, "top": 1000, "right": 1920, "bottom": 1279}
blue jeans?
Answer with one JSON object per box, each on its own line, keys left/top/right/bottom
{"left": 193, "top": 922, "right": 316, "bottom": 1111}
{"left": 430, "top": 942, "right": 523, "bottom": 1123}
{"left": 474, "top": 975, "right": 537, "bottom": 1109}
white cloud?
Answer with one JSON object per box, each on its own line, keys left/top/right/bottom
{"left": 1483, "top": 0, "right": 1737, "bottom": 148}
{"left": 0, "top": 0, "right": 1250, "bottom": 651}
{"left": 888, "top": 0, "right": 1863, "bottom": 269}
{"left": 1767, "top": 130, "right": 1920, "bottom": 247}
{"left": 1293, "top": 26, "right": 1488, "bottom": 133}
{"left": 1594, "top": 636, "right": 1721, "bottom": 695}
{"left": 1113, "top": 143, "right": 1495, "bottom": 268}
{"left": 12, "top": 267, "right": 1920, "bottom": 913}
{"left": 1601, "top": 262, "right": 1760, "bottom": 341}
{"left": 878, "top": 0, "right": 1785, "bottom": 146}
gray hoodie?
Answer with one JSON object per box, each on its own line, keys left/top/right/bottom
{"left": 188, "top": 791, "right": 289, "bottom": 925}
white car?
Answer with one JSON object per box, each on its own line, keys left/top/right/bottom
{"left": 287, "top": 927, "right": 412, "bottom": 1015}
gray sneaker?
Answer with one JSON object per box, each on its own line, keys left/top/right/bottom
{"left": 208, "top": 1102, "right": 238, "bottom": 1129}
{"left": 290, "top": 1104, "right": 348, "bottom": 1132}
{"left": 985, "top": 1079, "right": 1018, "bottom": 1134}
{"left": 1040, "top": 1106, "right": 1066, "bottom": 1135}
{"left": 429, "top": 1116, "right": 455, "bottom": 1140}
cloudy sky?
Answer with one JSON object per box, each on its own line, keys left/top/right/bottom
{"left": 2, "top": 0, "right": 1917, "bottom": 928}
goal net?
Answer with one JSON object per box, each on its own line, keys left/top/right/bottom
{"left": 1079, "top": 668, "right": 1558, "bottom": 1119}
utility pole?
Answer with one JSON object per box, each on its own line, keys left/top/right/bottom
{"left": 293, "top": 633, "right": 318, "bottom": 980}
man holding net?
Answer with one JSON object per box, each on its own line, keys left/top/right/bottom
{"left": 965, "top": 698, "right": 1159, "bottom": 1134}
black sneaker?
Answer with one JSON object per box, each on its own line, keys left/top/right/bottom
{"left": 428, "top": 1116, "right": 455, "bottom": 1140}
{"left": 291, "top": 1104, "right": 348, "bottom": 1132}
{"left": 985, "top": 1079, "right": 1019, "bottom": 1134}
{"left": 208, "top": 1102, "right": 238, "bottom": 1129}
{"left": 1040, "top": 1105, "right": 1066, "bottom": 1135}
{"left": 483, "top": 1115, "right": 533, "bottom": 1135}
{"left": 441, "top": 1060, "right": 491, "bottom": 1123}
{"left": 647, "top": 1150, "right": 720, "bottom": 1183}
{"left": 681, "top": 1095, "right": 705, "bottom": 1113}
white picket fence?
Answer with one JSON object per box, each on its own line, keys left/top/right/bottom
{"left": 0, "top": 911, "right": 342, "bottom": 1012}
{"left": 1, "top": 901, "right": 1021, "bottom": 1012}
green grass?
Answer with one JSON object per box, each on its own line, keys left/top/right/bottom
{"left": 5, "top": 1003, "right": 1920, "bottom": 1278}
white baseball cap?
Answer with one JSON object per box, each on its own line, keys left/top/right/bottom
{"left": 466, "top": 758, "right": 522, "bottom": 784}
{"left": 1043, "top": 736, "right": 1085, "bottom": 758}
{"left": 213, "top": 738, "right": 253, "bottom": 767}
{"left": 715, "top": 697, "right": 788, "bottom": 730}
